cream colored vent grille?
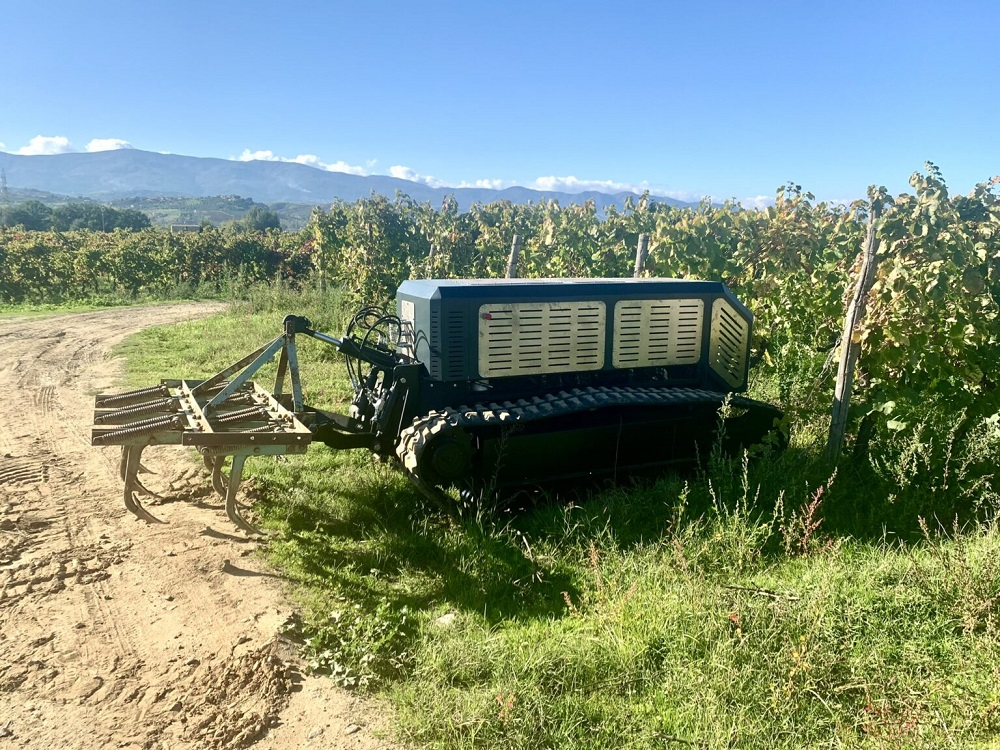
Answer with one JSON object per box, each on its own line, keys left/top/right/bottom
{"left": 478, "top": 302, "right": 606, "bottom": 377}
{"left": 709, "top": 298, "right": 749, "bottom": 387}
{"left": 612, "top": 299, "right": 704, "bottom": 368}
{"left": 398, "top": 300, "right": 415, "bottom": 359}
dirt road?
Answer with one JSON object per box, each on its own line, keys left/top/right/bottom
{"left": 0, "top": 305, "right": 396, "bottom": 749}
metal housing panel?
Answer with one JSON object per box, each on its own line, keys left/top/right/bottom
{"left": 478, "top": 301, "right": 606, "bottom": 377}
{"left": 612, "top": 299, "right": 704, "bottom": 368}
{"left": 709, "top": 298, "right": 749, "bottom": 388}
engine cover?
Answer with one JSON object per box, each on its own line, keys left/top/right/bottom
{"left": 396, "top": 278, "right": 752, "bottom": 392}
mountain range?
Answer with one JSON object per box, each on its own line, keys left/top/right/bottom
{"left": 0, "top": 149, "right": 692, "bottom": 213}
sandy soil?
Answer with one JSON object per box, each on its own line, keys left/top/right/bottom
{"left": 0, "top": 304, "right": 398, "bottom": 750}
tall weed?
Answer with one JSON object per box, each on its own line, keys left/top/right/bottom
{"left": 867, "top": 407, "right": 1000, "bottom": 523}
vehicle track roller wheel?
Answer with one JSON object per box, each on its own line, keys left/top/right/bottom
{"left": 419, "top": 420, "right": 474, "bottom": 487}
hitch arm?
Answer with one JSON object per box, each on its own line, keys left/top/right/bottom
{"left": 283, "top": 314, "right": 403, "bottom": 372}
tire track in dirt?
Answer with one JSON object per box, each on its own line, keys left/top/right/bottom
{"left": 0, "top": 305, "right": 397, "bottom": 749}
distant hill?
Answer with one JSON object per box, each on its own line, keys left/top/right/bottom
{"left": 3, "top": 185, "right": 73, "bottom": 204}
{"left": 0, "top": 149, "right": 693, "bottom": 215}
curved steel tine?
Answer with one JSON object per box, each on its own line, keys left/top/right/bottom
{"left": 122, "top": 446, "right": 165, "bottom": 524}
{"left": 120, "top": 447, "right": 156, "bottom": 484}
{"left": 211, "top": 458, "right": 228, "bottom": 497}
{"left": 119, "top": 446, "right": 128, "bottom": 481}
{"left": 132, "top": 476, "right": 163, "bottom": 499}
{"left": 223, "top": 454, "right": 263, "bottom": 535}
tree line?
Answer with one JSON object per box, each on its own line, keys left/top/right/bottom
{"left": 2, "top": 200, "right": 152, "bottom": 231}
{"left": 1, "top": 199, "right": 283, "bottom": 232}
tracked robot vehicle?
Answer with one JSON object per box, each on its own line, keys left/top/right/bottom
{"left": 92, "top": 278, "right": 784, "bottom": 533}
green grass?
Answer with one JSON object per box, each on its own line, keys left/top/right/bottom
{"left": 0, "top": 300, "right": 141, "bottom": 318}
{"left": 0, "top": 271, "right": 273, "bottom": 316}
{"left": 114, "top": 286, "right": 1000, "bottom": 750}
{"left": 1, "top": 287, "right": 208, "bottom": 318}
{"left": 0, "top": 297, "right": 219, "bottom": 320}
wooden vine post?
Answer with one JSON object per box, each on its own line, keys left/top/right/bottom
{"left": 506, "top": 235, "right": 522, "bottom": 279}
{"left": 426, "top": 243, "right": 438, "bottom": 276}
{"left": 633, "top": 234, "right": 650, "bottom": 277}
{"left": 313, "top": 220, "right": 328, "bottom": 293}
{"left": 826, "top": 201, "right": 881, "bottom": 463}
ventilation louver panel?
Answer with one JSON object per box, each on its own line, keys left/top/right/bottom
{"left": 443, "top": 308, "right": 466, "bottom": 379}
{"left": 398, "top": 300, "right": 415, "bottom": 359}
{"left": 478, "top": 302, "right": 606, "bottom": 377}
{"left": 709, "top": 298, "right": 749, "bottom": 388}
{"left": 612, "top": 299, "right": 704, "bottom": 368}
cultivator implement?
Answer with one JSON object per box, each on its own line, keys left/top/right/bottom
{"left": 92, "top": 322, "right": 313, "bottom": 533}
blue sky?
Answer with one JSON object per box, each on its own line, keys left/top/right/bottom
{"left": 2, "top": 0, "right": 997, "bottom": 205}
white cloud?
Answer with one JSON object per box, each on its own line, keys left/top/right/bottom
{"left": 532, "top": 175, "right": 623, "bottom": 193}
{"left": 474, "top": 178, "right": 508, "bottom": 190}
{"left": 16, "top": 135, "right": 76, "bottom": 155}
{"left": 235, "top": 148, "right": 368, "bottom": 175}
{"left": 238, "top": 149, "right": 279, "bottom": 161}
{"left": 86, "top": 138, "right": 134, "bottom": 152}
{"left": 389, "top": 165, "right": 447, "bottom": 188}
{"left": 527, "top": 175, "right": 705, "bottom": 203}
{"left": 451, "top": 178, "right": 510, "bottom": 190}
{"left": 736, "top": 195, "right": 773, "bottom": 209}
{"left": 321, "top": 160, "right": 369, "bottom": 176}
{"left": 286, "top": 154, "right": 325, "bottom": 168}
{"left": 0, "top": 140, "right": 5, "bottom": 149}
{"left": 387, "top": 165, "right": 415, "bottom": 180}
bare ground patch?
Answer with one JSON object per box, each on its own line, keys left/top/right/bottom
{"left": 0, "top": 304, "right": 396, "bottom": 749}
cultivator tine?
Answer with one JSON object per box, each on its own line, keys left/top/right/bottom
{"left": 132, "top": 475, "right": 161, "bottom": 499}
{"left": 119, "top": 447, "right": 156, "bottom": 480}
{"left": 222, "top": 454, "right": 263, "bottom": 535}
{"left": 210, "top": 457, "right": 227, "bottom": 497}
{"left": 117, "top": 448, "right": 159, "bottom": 496}
{"left": 121, "top": 445, "right": 166, "bottom": 524}
{"left": 133, "top": 480, "right": 156, "bottom": 498}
